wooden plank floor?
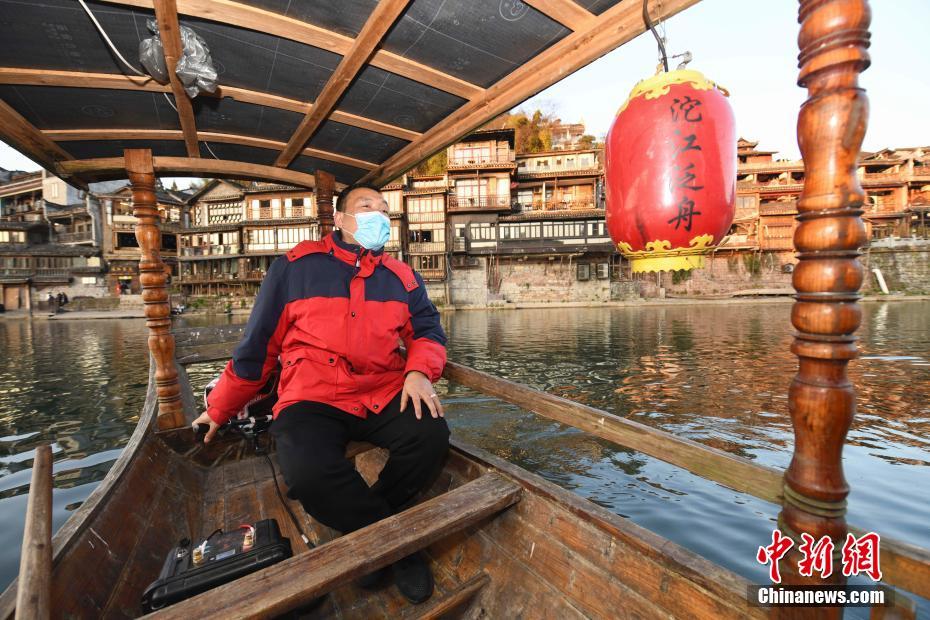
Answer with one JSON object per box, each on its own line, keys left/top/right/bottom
{"left": 200, "top": 453, "right": 465, "bottom": 619}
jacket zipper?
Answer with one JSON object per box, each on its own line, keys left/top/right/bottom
{"left": 347, "top": 249, "right": 365, "bottom": 378}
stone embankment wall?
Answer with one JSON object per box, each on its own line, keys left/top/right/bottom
{"left": 31, "top": 280, "right": 110, "bottom": 303}
{"left": 863, "top": 239, "right": 930, "bottom": 294}
{"left": 447, "top": 255, "right": 635, "bottom": 306}
{"left": 658, "top": 250, "right": 795, "bottom": 297}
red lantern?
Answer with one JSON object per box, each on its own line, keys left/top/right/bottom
{"left": 605, "top": 69, "right": 736, "bottom": 272}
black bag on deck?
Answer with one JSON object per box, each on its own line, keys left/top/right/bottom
{"left": 141, "top": 518, "right": 292, "bottom": 613}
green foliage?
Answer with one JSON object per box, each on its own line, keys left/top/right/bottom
{"left": 727, "top": 254, "right": 740, "bottom": 272}
{"left": 671, "top": 269, "right": 692, "bottom": 284}
{"left": 742, "top": 253, "right": 762, "bottom": 276}
{"left": 413, "top": 151, "right": 448, "bottom": 176}
{"left": 578, "top": 134, "right": 596, "bottom": 149}
{"left": 493, "top": 108, "right": 559, "bottom": 154}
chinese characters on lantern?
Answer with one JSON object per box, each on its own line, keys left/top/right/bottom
{"left": 756, "top": 529, "right": 883, "bottom": 584}
{"left": 667, "top": 97, "right": 705, "bottom": 232}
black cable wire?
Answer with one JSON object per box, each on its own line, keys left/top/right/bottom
{"left": 246, "top": 429, "right": 315, "bottom": 550}
{"left": 262, "top": 450, "right": 315, "bottom": 550}
{"left": 643, "top": 0, "right": 669, "bottom": 72}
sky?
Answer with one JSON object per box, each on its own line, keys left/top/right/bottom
{"left": 2, "top": 0, "right": 928, "bottom": 187}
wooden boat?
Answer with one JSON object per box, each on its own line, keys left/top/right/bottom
{"left": 2, "top": 0, "right": 929, "bottom": 617}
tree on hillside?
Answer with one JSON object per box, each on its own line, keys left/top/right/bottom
{"left": 413, "top": 150, "right": 447, "bottom": 176}
{"left": 486, "top": 108, "right": 559, "bottom": 154}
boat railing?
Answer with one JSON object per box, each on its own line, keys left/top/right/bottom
{"left": 170, "top": 323, "right": 930, "bottom": 602}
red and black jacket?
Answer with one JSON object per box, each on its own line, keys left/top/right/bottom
{"left": 206, "top": 231, "right": 447, "bottom": 425}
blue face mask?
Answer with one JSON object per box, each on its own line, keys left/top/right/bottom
{"left": 347, "top": 211, "right": 391, "bottom": 250}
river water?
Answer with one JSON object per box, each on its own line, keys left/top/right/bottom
{"left": 0, "top": 301, "right": 927, "bottom": 612}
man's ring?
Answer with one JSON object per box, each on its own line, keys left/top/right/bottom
{"left": 429, "top": 393, "right": 438, "bottom": 398}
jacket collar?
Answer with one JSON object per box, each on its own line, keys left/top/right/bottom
{"left": 325, "top": 231, "right": 384, "bottom": 271}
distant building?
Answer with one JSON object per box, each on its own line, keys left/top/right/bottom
{"left": 96, "top": 183, "right": 183, "bottom": 295}
{"left": 549, "top": 119, "right": 587, "bottom": 151}
{"left": 0, "top": 170, "right": 105, "bottom": 309}
{"left": 724, "top": 138, "right": 929, "bottom": 253}
{"left": 178, "top": 180, "right": 320, "bottom": 296}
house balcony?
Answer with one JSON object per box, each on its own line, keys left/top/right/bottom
{"left": 739, "top": 181, "right": 804, "bottom": 193}
{"left": 407, "top": 211, "right": 446, "bottom": 224}
{"left": 515, "top": 164, "right": 600, "bottom": 179}
{"left": 865, "top": 200, "right": 904, "bottom": 215}
{"left": 495, "top": 236, "right": 614, "bottom": 255}
{"left": 0, "top": 267, "right": 73, "bottom": 282}
{"left": 407, "top": 241, "right": 446, "bottom": 254}
{"left": 447, "top": 195, "right": 511, "bottom": 212}
{"left": 71, "top": 265, "right": 104, "bottom": 274}
{"left": 383, "top": 240, "right": 402, "bottom": 252}
{"left": 860, "top": 172, "right": 906, "bottom": 186}
{"left": 737, "top": 161, "right": 804, "bottom": 173}
{"left": 514, "top": 200, "right": 597, "bottom": 213}
{"left": 418, "top": 268, "right": 446, "bottom": 280}
{"left": 180, "top": 271, "right": 264, "bottom": 285}
{"left": 403, "top": 183, "right": 450, "bottom": 196}
{"left": 180, "top": 244, "right": 241, "bottom": 257}
{"left": 446, "top": 152, "right": 516, "bottom": 171}
{"left": 56, "top": 231, "right": 94, "bottom": 244}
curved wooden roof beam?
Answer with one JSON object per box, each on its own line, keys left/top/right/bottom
{"left": 0, "top": 100, "right": 73, "bottom": 173}
{"left": 97, "top": 0, "right": 483, "bottom": 100}
{"left": 153, "top": 0, "right": 199, "bottom": 157}
{"left": 275, "top": 0, "right": 412, "bottom": 167}
{"left": 56, "top": 156, "right": 338, "bottom": 190}
{"left": 44, "top": 129, "right": 378, "bottom": 171}
{"left": 0, "top": 68, "right": 421, "bottom": 143}
{"left": 523, "top": 0, "right": 595, "bottom": 31}
{"left": 363, "top": 0, "right": 701, "bottom": 186}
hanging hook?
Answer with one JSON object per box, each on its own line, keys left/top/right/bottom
{"left": 642, "top": 0, "right": 669, "bottom": 72}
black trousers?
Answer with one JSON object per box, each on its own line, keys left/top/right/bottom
{"left": 271, "top": 391, "right": 450, "bottom": 534}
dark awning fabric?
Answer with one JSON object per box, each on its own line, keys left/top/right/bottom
{"left": 0, "top": 0, "right": 685, "bottom": 189}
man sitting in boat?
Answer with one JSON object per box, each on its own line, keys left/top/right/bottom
{"left": 192, "top": 183, "right": 450, "bottom": 604}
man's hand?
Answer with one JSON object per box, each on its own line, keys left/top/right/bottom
{"left": 192, "top": 411, "right": 221, "bottom": 443}
{"left": 400, "top": 371, "right": 444, "bottom": 420}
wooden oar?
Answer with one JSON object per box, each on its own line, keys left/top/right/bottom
{"left": 15, "top": 444, "right": 52, "bottom": 620}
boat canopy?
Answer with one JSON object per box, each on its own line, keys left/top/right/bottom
{"left": 0, "top": 0, "right": 697, "bottom": 189}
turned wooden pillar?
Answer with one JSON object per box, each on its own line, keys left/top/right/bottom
{"left": 777, "top": 0, "right": 871, "bottom": 608}
{"left": 315, "top": 170, "right": 335, "bottom": 237}
{"left": 125, "top": 149, "right": 184, "bottom": 429}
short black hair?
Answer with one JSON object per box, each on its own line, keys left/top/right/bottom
{"left": 335, "top": 182, "right": 381, "bottom": 212}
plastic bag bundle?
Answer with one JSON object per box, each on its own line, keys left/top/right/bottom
{"left": 138, "top": 19, "right": 218, "bottom": 98}
{"left": 138, "top": 34, "right": 168, "bottom": 83}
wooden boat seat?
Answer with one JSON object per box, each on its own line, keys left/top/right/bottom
{"left": 147, "top": 473, "right": 521, "bottom": 619}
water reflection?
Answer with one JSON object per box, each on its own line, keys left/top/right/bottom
{"left": 0, "top": 301, "right": 927, "bottom": 609}
{"left": 439, "top": 302, "right": 930, "bottom": 588}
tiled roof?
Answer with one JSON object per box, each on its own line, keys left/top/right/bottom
{"left": 246, "top": 182, "right": 303, "bottom": 193}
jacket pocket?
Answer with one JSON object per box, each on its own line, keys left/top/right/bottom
{"left": 279, "top": 348, "right": 340, "bottom": 403}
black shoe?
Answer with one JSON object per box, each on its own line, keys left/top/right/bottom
{"left": 392, "top": 551, "right": 434, "bottom": 604}
{"left": 356, "top": 566, "right": 390, "bottom": 590}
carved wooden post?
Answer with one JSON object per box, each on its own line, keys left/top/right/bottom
{"left": 125, "top": 149, "right": 185, "bottom": 429}
{"left": 778, "top": 0, "right": 871, "bottom": 606}
{"left": 315, "top": 170, "right": 335, "bottom": 237}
